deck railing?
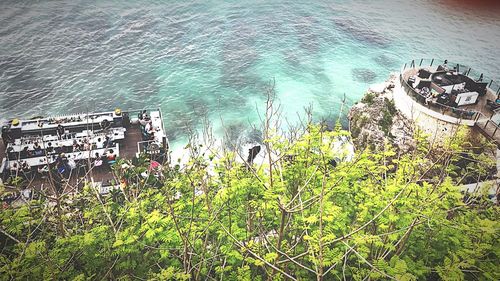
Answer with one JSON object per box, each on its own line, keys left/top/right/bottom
{"left": 480, "top": 119, "right": 500, "bottom": 139}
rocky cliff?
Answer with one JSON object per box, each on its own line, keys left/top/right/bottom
{"left": 348, "top": 74, "right": 416, "bottom": 152}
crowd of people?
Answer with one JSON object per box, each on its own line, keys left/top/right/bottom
{"left": 8, "top": 133, "right": 116, "bottom": 160}
{"left": 3, "top": 146, "right": 119, "bottom": 183}
{"left": 3, "top": 131, "right": 119, "bottom": 182}
{"left": 1, "top": 109, "right": 169, "bottom": 207}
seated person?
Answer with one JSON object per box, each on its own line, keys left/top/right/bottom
{"left": 20, "top": 146, "right": 30, "bottom": 158}
{"left": 140, "top": 115, "right": 151, "bottom": 127}
{"left": 149, "top": 131, "right": 155, "bottom": 141}
{"left": 10, "top": 162, "right": 19, "bottom": 176}
{"left": 82, "top": 139, "right": 90, "bottom": 151}
{"left": 56, "top": 153, "right": 71, "bottom": 177}
{"left": 103, "top": 136, "right": 113, "bottom": 148}
{"left": 38, "top": 165, "right": 49, "bottom": 175}
{"left": 139, "top": 110, "right": 147, "bottom": 120}
{"left": 96, "top": 137, "right": 104, "bottom": 149}
{"left": 94, "top": 153, "right": 103, "bottom": 167}
{"left": 486, "top": 99, "right": 500, "bottom": 110}
{"left": 56, "top": 153, "right": 69, "bottom": 168}
{"left": 46, "top": 142, "right": 54, "bottom": 153}
{"left": 420, "top": 86, "right": 430, "bottom": 96}
{"left": 54, "top": 145, "right": 63, "bottom": 154}
{"left": 145, "top": 121, "right": 155, "bottom": 134}
{"left": 21, "top": 161, "right": 31, "bottom": 173}
{"left": 73, "top": 140, "right": 81, "bottom": 152}
{"left": 33, "top": 142, "right": 43, "bottom": 156}
{"left": 67, "top": 158, "right": 77, "bottom": 170}
{"left": 425, "top": 96, "right": 432, "bottom": 105}
{"left": 106, "top": 149, "right": 117, "bottom": 161}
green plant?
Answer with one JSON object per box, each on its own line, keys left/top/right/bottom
{"left": 361, "top": 92, "right": 376, "bottom": 105}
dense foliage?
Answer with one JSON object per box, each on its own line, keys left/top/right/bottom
{"left": 0, "top": 109, "right": 498, "bottom": 280}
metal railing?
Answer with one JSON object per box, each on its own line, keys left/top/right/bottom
{"left": 479, "top": 119, "right": 500, "bottom": 139}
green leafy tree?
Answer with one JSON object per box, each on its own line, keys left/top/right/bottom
{"left": 0, "top": 85, "right": 498, "bottom": 280}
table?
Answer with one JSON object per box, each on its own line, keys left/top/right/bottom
{"left": 7, "top": 144, "right": 120, "bottom": 169}
{"left": 7, "top": 128, "right": 125, "bottom": 152}
{"left": 21, "top": 114, "right": 114, "bottom": 132}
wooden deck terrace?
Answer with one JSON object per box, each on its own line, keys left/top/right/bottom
{"left": 402, "top": 68, "right": 498, "bottom": 119}
{"left": 401, "top": 67, "right": 500, "bottom": 147}
{"left": 0, "top": 123, "right": 154, "bottom": 202}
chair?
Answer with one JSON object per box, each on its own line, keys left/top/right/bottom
{"left": 475, "top": 82, "right": 488, "bottom": 96}
{"left": 418, "top": 69, "right": 431, "bottom": 79}
{"left": 408, "top": 76, "right": 416, "bottom": 86}
{"left": 430, "top": 82, "right": 445, "bottom": 95}
{"left": 414, "top": 80, "right": 431, "bottom": 90}
{"left": 486, "top": 100, "right": 500, "bottom": 111}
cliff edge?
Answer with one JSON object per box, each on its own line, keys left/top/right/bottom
{"left": 348, "top": 74, "right": 415, "bottom": 152}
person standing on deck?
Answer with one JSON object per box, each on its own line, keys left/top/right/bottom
{"left": 57, "top": 125, "right": 65, "bottom": 140}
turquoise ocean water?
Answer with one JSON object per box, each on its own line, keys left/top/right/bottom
{"left": 1, "top": 0, "right": 499, "bottom": 150}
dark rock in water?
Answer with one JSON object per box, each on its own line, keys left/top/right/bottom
{"left": 247, "top": 145, "right": 261, "bottom": 164}
{"left": 223, "top": 122, "right": 246, "bottom": 150}
{"left": 294, "top": 16, "right": 321, "bottom": 53}
{"left": 372, "top": 54, "right": 398, "bottom": 68}
{"left": 245, "top": 128, "right": 263, "bottom": 144}
{"left": 219, "top": 22, "right": 260, "bottom": 90}
{"left": 352, "top": 68, "right": 378, "bottom": 83}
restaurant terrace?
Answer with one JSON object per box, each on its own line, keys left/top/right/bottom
{"left": 0, "top": 109, "right": 170, "bottom": 205}
{"left": 398, "top": 59, "right": 500, "bottom": 146}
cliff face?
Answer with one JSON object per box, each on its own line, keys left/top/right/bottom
{"left": 348, "top": 74, "right": 415, "bottom": 152}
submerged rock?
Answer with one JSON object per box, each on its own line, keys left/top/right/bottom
{"left": 351, "top": 68, "right": 378, "bottom": 83}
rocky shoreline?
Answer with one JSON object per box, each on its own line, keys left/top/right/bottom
{"left": 348, "top": 74, "right": 416, "bottom": 152}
